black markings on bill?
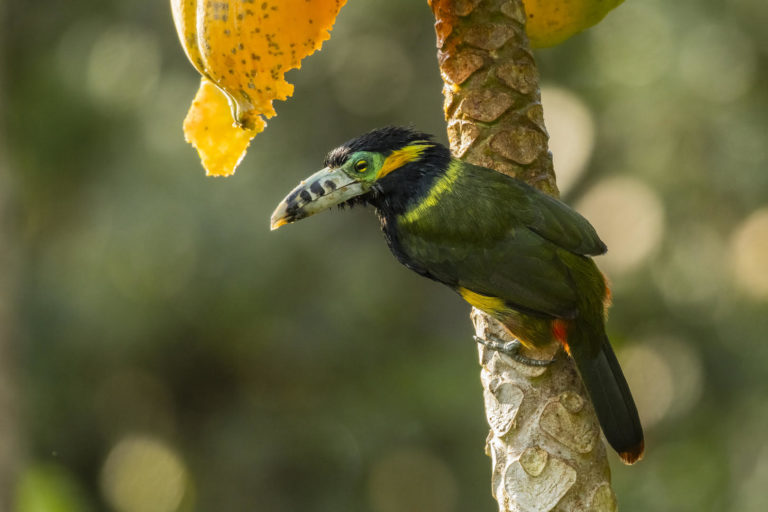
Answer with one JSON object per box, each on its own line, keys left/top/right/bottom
{"left": 324, "top": 180, "right": 337, "bottom": 191}
{"left": 299, "top": 190, "right": 312, "bottom": 202}
{"left": 309, "top": 180, "right": 325, "bottom": 196}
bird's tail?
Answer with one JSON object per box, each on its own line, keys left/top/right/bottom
{"left": 567, "top": 324, "right": 645, "bottom": 464}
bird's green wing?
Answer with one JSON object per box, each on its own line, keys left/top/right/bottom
{"left": 398, "top": 223, "right": 581, "bottom": 319}
{"left": 520, "top": 189, "right": 607, "bottom": 256}
{"left": 467, "top": 164, "right": 607, "bottom": 256}
{"left": 392, "top": 163, "right": 606, "bottom": 319}
{"left": 390, "top": 164, "right": 605, "bottom": 318}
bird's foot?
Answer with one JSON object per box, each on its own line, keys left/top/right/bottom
{"left": 473, "top": 335, "right": 556, "bottom": 367}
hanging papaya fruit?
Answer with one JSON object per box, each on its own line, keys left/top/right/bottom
{"left": 171, "top": 0, "right": 347, "bottom": 176}
{"left": 523, "top": 0, "right": 624, "bottom": 48}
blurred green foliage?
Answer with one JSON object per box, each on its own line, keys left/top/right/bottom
{"left": 2, "top": 0, "right": 768, "bottom": 511}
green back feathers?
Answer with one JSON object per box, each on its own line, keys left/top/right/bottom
{"left": 389, "top": 159, "right": 607, "bottom": 319}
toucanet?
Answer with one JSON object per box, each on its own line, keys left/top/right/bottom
{"left": 270, "top": 126, "right": 644, "bottom": 464}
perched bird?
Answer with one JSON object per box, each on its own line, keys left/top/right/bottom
{"left": 270, "top": 126, "right": 644, "bottom": 464}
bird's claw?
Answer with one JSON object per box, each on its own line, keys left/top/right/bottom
{"left": 473, "top": 335, "right": 555, "bottom": 367}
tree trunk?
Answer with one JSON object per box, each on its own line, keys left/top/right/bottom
{"left": 0, "top": 1, "right": 20, "bottom": 505}
{"left": 429, "top": 1, "right": 618, "bottom": 510}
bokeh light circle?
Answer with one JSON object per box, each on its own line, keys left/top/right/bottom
{"left": 541, "top": 85, "right": 595, "bottom": 195}
{"left": 620, "top": 344, "right": 674, "bottom": 428}
{"left": 576, "top": 177, "right": 665, "bottom": 275}
{"left": 100, "top": 435, "right": 188, "bottom": 512}
{"left": 620, "top": 336, "right": 703, "bottom": 428}
{"left": 730, "top": 207, "right": 768, "bottom": 299}
{"left": 87, "top": 26, "right": 160, "bottom": 109}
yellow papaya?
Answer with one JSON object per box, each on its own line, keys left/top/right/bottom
{"left": 523, "top": 0, "right": 624, "bottom": 48}
{"left": 171, "top": 0, "right": 347, "bottom": 176}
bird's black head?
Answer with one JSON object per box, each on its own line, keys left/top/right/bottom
{"left": 271, "top": 127, "right": 452, "bottom": 229}
{"left": 324, "top": 126, "right": 441, "bottom": 168}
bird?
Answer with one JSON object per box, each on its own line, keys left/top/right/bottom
{"left": 270, "top": 126, "right": 644, "bottom": 464}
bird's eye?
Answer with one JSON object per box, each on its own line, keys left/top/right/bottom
{"left": 354, "top": 160, "right": 368, "bottom": 173}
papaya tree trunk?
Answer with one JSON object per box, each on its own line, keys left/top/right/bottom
{"left": 429, "top": 1, "right": 618, "bottom": 510}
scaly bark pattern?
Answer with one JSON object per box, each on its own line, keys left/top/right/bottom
{"left": 429, "top": 1, "right": 617, "bottom": 510}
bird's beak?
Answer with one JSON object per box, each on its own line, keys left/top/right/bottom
{"left": 270, "top": 167, "right": 368, "bottom": 230}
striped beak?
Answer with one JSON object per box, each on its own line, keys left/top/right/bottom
{"left": 270, "top": 167, "right": 369, "bottom": 230}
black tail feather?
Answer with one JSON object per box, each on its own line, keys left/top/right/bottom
{"left": 569, "top": 328, "right": 644, "bottom": 464}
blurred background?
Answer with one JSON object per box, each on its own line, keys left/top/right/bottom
{"left": 2, "top": 0, "right": 768, "bottom": 510}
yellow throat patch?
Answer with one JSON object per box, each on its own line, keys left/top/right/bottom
{"left": 376, "top": 142, "right": 432, "bottom": 179}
